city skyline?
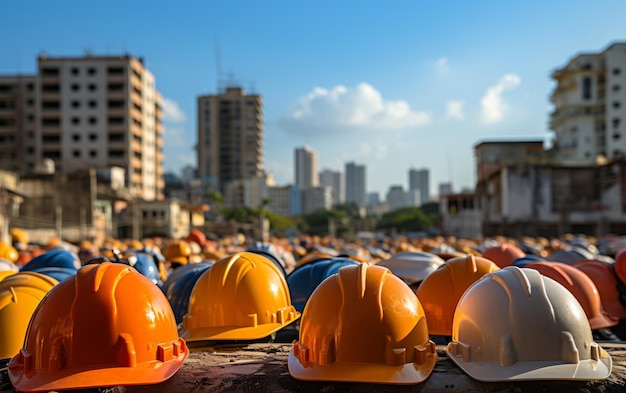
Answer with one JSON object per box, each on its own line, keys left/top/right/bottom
{"left": 2, "top": 2, "right": 626, "bottom": 195}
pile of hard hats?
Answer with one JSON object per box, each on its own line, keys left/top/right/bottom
{"left": 1, "top": 230, "right": 625, "bottom": 388}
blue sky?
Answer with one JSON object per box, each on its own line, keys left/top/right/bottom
{"left": 2, "top": 1, "right": 626, "bottom": 197}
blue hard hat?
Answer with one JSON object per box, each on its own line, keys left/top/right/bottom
{"left": 29, "top": 266, "right": 77, "bottom": 282}
{"left": 20, "top": 249, "right": 80, "bottom": 271}
{"left": 287, "top": 257, "right": 360, "bottom": 313}
{"left": 125, "top": 252, "right": 162, "bottom": 287}
{"left": 166, "top": 263, "right": 213, "bottom": 323}
{"left": 512, "top": 254, "right": 545, "bottom": 268}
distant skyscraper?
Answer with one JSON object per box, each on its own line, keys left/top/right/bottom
{"left": 319, "top": 168, "right": 343, "bottom": 205}
{"left": 294, "top": 146, "right": 318, "bottom": 189}
{"left": 409, "top": 168, "right": 430, "bottom": 205}
{"left": 386, "top": 185, "right": 408, "bottom": 211}
{"left": 197, "top": 87, "right": 264, "bottom": 193}
{"left": 345, "top": 162, "right": 366, "bottom": 207}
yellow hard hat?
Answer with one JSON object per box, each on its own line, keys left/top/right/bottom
{"left": 0, "top": 272, "right": 58, "bottom": 359}
{"left": 289, "top": 264, "right": 437, "bottom": 384}
{"left": 180, "top": 252, "right": 299, "bottom": 341}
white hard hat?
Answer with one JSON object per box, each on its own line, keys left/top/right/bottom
{"left": 0, "top": 259, "right": 18, "bottom": 272}
{"left": 446, "top": 266, "right": 612, "bottom": 381}
{"left": 377, "top": 252, "right": 444, "bottom": 285}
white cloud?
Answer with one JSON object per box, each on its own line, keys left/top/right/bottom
{"left": 161, "top": 98, "right": 187, "bottom": 123}
{"left": 162, "top": 126, "right": 187, "bottom": 148}
{"left": 279, "top": 83, "right": 431, "bottom": 134}
{"left": 446, "top": 100, "right": 465, "bottom": 120}
{"left": 355, "top": 142, "right": 388, "bottom": 160}
{"left": 435, "top": 57, "right": 450, "bottom": 73}
{"left": 480, "top": 73, "right": 521, "bottom": 124}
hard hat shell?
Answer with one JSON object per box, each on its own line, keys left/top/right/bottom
{"left": 20, "top": 249, "right": 80, "bottom": 271}
{"left": 0, "top": 270, "right": 16, "bottom": 282}
{"left": 572, "top": 260, "right": 626, "bottom": 320}
{"left": 446, "top": 266, "right": 612, "bottom": 381}
{"left": 186, "top": 229, "right": 207, "bottom": 248}
{"left": 549, "top": 248, "right": 594, "bottom": 264}
{"left": 511, "top": 254, "right": 545, "bottom": 268}
{"left": 180, "top": 252, "right": 300, "bottom": 341}
{"left": 416, "top": 254, "right": 500, "bottom": 336}
{"left": 125, "top": 252, "right": 162, "bottom": 286}
{"left": 614, "top": 250, "right": 626, "bottom": 286}
{"left": 377, "top": 252, "right": 445, "bottom": 286}
{"left": 481, "top": 244, "right": 526, "bottom": 268}
{"left": 161, "top": 262, "right": 211, "bottom": 296}
{"left": 288, "top": 264, "right": 437, "bottom": 384}
{"left": 164, "top": 240, "right": 192, "bottom": 265}
{"left": 8, "top": 263, "right": 188, "bottom": 391}
{"left": 0, "top": 242, "right": 19, "bottom": 263}
{"left": 10, "top": 228, "right": 29, "bottom": 245}
{"left": 29, "top": 266, "right": 76, "bottom": 283}
{"left": 166, "top": 263, "right": 213, "bottom": 323}
{"left": 246, "top": 247, "right": 287, "bottom": 278}
{"left": 524, "top": 262, "right": 618, "bottom": 329}
{"left": 287, "top": 257, "right": 361, "bottom": 313}
{"left": 0, "top": 272, "right": 58, "bottom": 359}
{"left": 0, "top": 258, "right": 19, "bottom": 272}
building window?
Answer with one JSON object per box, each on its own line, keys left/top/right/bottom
{"left": 89, "top": 133, "right": 97, "bottom": 141}
{"left": 26, "top": 83, "right": 34, "bottom": 91}
{"left": 108, "top": 67, "right": 124, "bottom": 75}
{"left": 42, "top": 84, "right": 59, "bottom": 92}
{"left": 614, "top": 133, "right": 621, "bottom": 140}
{"left": 88, "top": 84, "right": 96, "bottom": 92}
{"left": 72, "top": 134, "right": 80, "bottom": 141}
{"left": 109, "top": 133, "right": 124, "bottom": 142}
{"left": 582, "top": 76, "right": 592, "bottom": 100}
{"left": 108, "top": 83, "right": 124, "bottom": 91}
{"left": 108, "top": 100, "right": 124, "bottom": 108}
{"left": 613, "top": 150, "right": 622, "bottom": 158}
{"left": 73, "top": 150, "right": 80, "bottom": 158}
{"left": 71, "top": 117, "right": 80, "bottom": 125}
{"left": 89, "top": 150, "right": 97, "bottom": 158}
{"left": 614, "top": 68, "right": 622, "bottom": 75}
{"left": 42, "top": 117, "right": 60, "bottom": 126}
{"left": 71, "top": 68, "right": 79, "bottom": 76}
{"left": 614, "top": 101, "right": 621, "bottom": 109}
{"left": 109, "top": 150, "right": 124, "bottom": 158}
{"left": 41, "top": 67, "right": 59, "bottom": 76}
{"left": 88, "top": 100, "right": 97, "bottom": 108}
{"left": 614, "top": 118, "right": 621, "bottom": 129}
{"left": 26, "top": 99, "right": 34, "bottom": 107}
{"left": 88, "top": 68, "right": 96, "bottom": 76}
{"left": 42, "top": 101, "right": 60, "bottom": 110}
{"left": 88, "top": 117, "right": 97, "bottom": 125}
{"left": 71, "top": 84, "right": 80, "bottom": 92}
{"left": 108, "top": 117, "right": 124, "bottom": 125}
{"left": 613, "top": 84, "right": 621, "bottom": 92}
{"left": 71, "top": 100, "right": 80, "bottom": 108}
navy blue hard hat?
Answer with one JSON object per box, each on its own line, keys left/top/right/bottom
{"left": 20, "top": 249, "right": 80, "bottom": 271}
{"left": 287, "top": 257, "right": 361, "bottom": 313}
{"left": 512, "top": 254, "right": 545, "bottom": 268}
{"left": 127, "top": 252, "right": 162, "bottom": 286}
{"left": 245, "top": 246, "right": 287, "bottom": 278}
{"left": 29, "top": 266, "right": 77, "bottom": 282}
{"left": 166, "top": 263, "right": 213, "bottom": 323}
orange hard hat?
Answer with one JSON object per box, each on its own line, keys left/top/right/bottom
{"left": 289, "top": 263, "right": 437, "bottom": 384}
{"left": 0, "top": 242, "right": 19, "bottom": 263}
{"left": 525, "top": 261, "right": 618, "bottom": 329}
{"left": 614, "top": 250, "right": 626, "bottom": 286}
{"left": 416, "top": 254, "right": 500, "bottom": 336}
{"left": 186, "top": 229, "right": 207, "bottom": 248}
{"left": 8, "top": 262, "right": 187, "bottom": 391}
{"left": 164, "top": 240, "right": 192, "bottom": 266}
{"left": 180, "top": 252, "right": 299, "bottom": 341}
{"left": 573, "top": 259, "right": 626, "bottom": 320}
{"left": 481, "top": 244, "right": 526, "bottom": 268}
{"left": 295, "top": 251, "right": 334, "bottom": 268}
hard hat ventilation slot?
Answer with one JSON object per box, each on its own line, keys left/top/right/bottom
{"left": 414, "top": 342, "right": 435, "bottom": 365}
{"left": 498, "top": 334, "right": 517, "bottom": 366}
{"left": 560, "top": 331, "right": 580, "bottom": 364}
{"left": 116, "top": 333, "right": 137, "bottom": 367}
{"left": 319, "top": 335, "right": 336, "bottom": 366}
{"left": 590, "top": 342, "right": 600, "bottom": 361}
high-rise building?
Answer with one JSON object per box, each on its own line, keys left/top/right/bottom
{"left": 197, "top": 87, "right": 264, "bottom": 193}
{"left": 0, "top": 75, "right": 37, "bottom": 173}
{"left": 294, "top": 146, "right": 318, "bottom": 189}
{"left": 345, "top": 161, "right": 366, "bottom": 207}
{"left": 319, "top": 168, "right": 343, "bottom": 205}
{"left": 408, "top": 168, "right": 430, "bottom": 205}
{"left": 550, "top": 42, "right": 626, "bottom": 163}
{"left": 0, "top": 54, "right": 165, "bottom": 200}
{"left": 386, "top": 185, "right": 408, "bottom": 211}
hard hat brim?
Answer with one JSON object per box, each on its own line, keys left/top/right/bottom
{"left": 180, "top": 315, "right": 300, "bottom": 342}
{"left": 446, "top": 343, "right": 612, "bottom": 381}
{"left": 8, "top": 344, "right": 188, "bottom": 392}
{"left": 287, "top": 350, "right": 437, "bottom": 384}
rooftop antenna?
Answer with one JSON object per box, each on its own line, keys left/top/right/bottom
{"left": 215, "top": 38, "right": 223, "bottom": 93}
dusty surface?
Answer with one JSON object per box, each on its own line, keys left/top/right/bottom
{"left": 2, "top": 343, "right": 625, "bottom": 392}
